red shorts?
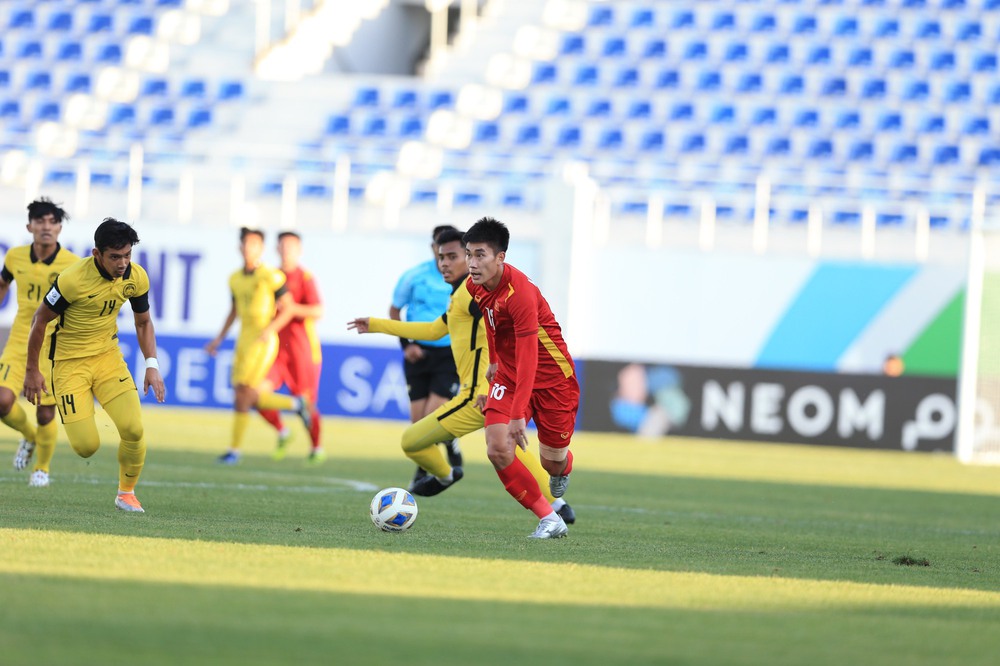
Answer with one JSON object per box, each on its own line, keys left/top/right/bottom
{"left": 266, "top": 344, "right": 321, "bottom": 399}
{"left": 483, "top": 374, "right": 579, "bottom": 448}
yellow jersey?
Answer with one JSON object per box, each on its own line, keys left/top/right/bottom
{"left": 369, "top": 277, "right": 487, "bottom": 399}
{"left": 44, "top": 256, "right": 151, "bottom": 361}
{"left": 229, "top": 264, "right": 287, "bottom": 344}
{"left": 0, "top": 243, "right": 79, "bottom": 354}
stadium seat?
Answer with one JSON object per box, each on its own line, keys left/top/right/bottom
{"left": 9, "top": 9, "right": 34, "bottom": 30}
{"left": 399, "top": 116, "right": 423, "bottom": 138}
{"left": 65, "top": 74, "right": 91, "bottom": 93}
{"left": 630, "top": 8, "right": 654, "bottom": 28}
{"left": 427, "top": 90, "right": 453, "bottom": 110}
{"left": 87, "top": 14, "right": 113, "bottom": 33}
{"left": 96, "top": 44, "right": 123, "bottom": 64}
{"left": 0, "top": 100, "right": 21, "bottom": 119}
{"left": 627, "top": 100, "right": 651, "bottom": 119}
{"left": 149, "top": 107, "right": 175, "bottom": 126}
{"left": 393, "top": 89, "right": 418, "bottom": 109}
{"left": 35, "top": 101, "right": 60, "bottom": 121}
{"left": 643, "top": 38, "right": 666, "bottom": 59}
{"left": 354, "top": 87, "right": 379, "bottom": 108}
{"left": 473, "top": 121, "right": 499, "bottom": 144}
{"left": 48, "top": 12, "right": 73, "bottom": 31}
{"left": 129, "top": 17, "right": 155, "bottom": 35}
{"left": 555, "top": 126, "right": 580, "bottom": 149}
{"left": 181, "top": 80, "right": 207, "bottom": 98}
{"left": 560, "top": 34, "right": 584, "bottom": 56}
{"left": 143, "top": 78, "right": 169, "bottom": 96}
{"left": 110, "top": 105, "right": 137, "bottom": 125}
{"left": 602, "top": 37, "right": 627, "bottom": 58}
{"left": 639, "top": 130, "right": 664, "bottom": 152}
{"left": 587, "top": 99, "right": 612, "bottom": 117}
{"left": 933, "top": 145, "right": 959, "bottom": 164}
{"left": 187, "top": 108, "right": 212, "bottom": 128}
{"left": 973, "top": 53, "right": 998, "bottom": 73}
{"left": 218, "top": 81, "right": 244, "bottom": 100}
{"left": 504, "top": 94, "right": 528, "bottom": 114}
{"left": 18, "top": 40, "right": 43, "bottom": 59}
{"left": 724, "top": 42, "right": 748, "bottom": 62}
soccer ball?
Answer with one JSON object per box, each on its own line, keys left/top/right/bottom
{"left": 369, "top": 487, "right": 418, "bottom": 532}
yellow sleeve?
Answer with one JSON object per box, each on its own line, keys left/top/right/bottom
{"left": 369, "top": 316, "right": 448, "bottom": 341}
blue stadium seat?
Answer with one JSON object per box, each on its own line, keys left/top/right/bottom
{"left": 218, "top": 80, "right": 244, "bottom": 100}
{"left": 399, "top": 116, "right": 423, "bottom": 138}
{"left": 598, "top": 129, "right": 623, "bottom": 151}
{"left": 684, "top": 41, "right": 708, "bottom": 60}
{"left": 848, "top": 141, "right": 874, "bottom": 161}
{"left": 779, "top": 75, "right": 805, "bottom": 95}
{"left": 919, "top": 113, "right": 946, "bottom": 133}
{"left": 711, "top": 104, "right": 736, "bottom": 124}
{"left": 794, "top": 108, "right": 819, "bottom": 127}
{"left": 361, "top": 116, "right": 387, "bottom": 137}
{"left": 833, "top": 16, "right": 859, "bottom": 37}
{"left": 300, "top": 183, "right": 330, "bottom": 198}
{"left": 888, "top": 49, "right": 915, "bottom": 69}
{"left": 835, "top": 110, "right": 860, "bottom": 129}
{"left": 933, "top": 145, "right": 960, "bottom": 164}
{"left": 129, "top": 16, "right": 155, "bottom": 35}
{"left": 956, "top": 21, "right": 981, "bottom": 41}
{"left": 847, "top": 47, "right": 872, "bottom": 67}
{"left": 681, "top": 132, "right": 705, "bottom": 153}
{"left": 765, "top": 137, "right": 791, "bottom": 156}
{"left": 930, "top": 51, "right": 956, "bottom": 71}
{"left": 473, "top": 122, "right": 498, "bottom": 144}
{"left": 149, "top": 106, "right": 175, "bottom": 126}
{"left": 807, "top": 46, "right": 831, "bottom": 66}
{"left": 751, "top": 13, "right": 777, "bottom": 32}
{"left": 96, "top": 44, "right": 123, "bottom": 64}
{"left": 18, "top": 40, "right": 43, "bottom": 59}
{"left": 752, "top": 106, "right": 777, "bottom": 125}
{"left": 427, "top": 90, "right": 453, "bottom": 109}
{"left": 671, "top": 9, "right": 695, "bottom": 30}
{"left": 65, "top": 74, "right": 91, "bottom": 93}
{"left": 110, "top": 105, "right": 137, "bottom": 125}
{"left": 9, "top": 9, "right": 34, "bottom": 29}
{"left": 515, "top": 124, "right": 540, "bottom": 146}
{"left": 556, "top": 126, "right": 580, "bottom": 149}
{"left": 392, "top": 89, "right": 418, "bottom": 110}
{"left": 654, "top": 69, "right": 680, "bottom": 89}
{"left": 915, "top": 20, "right": 941, "bottom": 40}
{"left": 724, "top": 134, "right": 749, "bottom": 155}
{"left": 575, "top": 64, "right": 600, "bottom": 86}
{"left": 142, "top": 78, "right": 169, "bottom": 96}
{"left": 0, "top": 70, "right": 9, "bottom": 90}
{"left": 639, "top": 130, "right": 664, "bottom": 152}
{"left": 0, "top": 100, "right": 21, "bottom": 119}
{"left": 902, "top": 80, "right": 930, "bottom": 101}
{"left": 973, "top": 53, "right": 997, "bottom": 72}
{"left": 560, "top": 35, "right": 584, "bottom": 56}
{"left": 57, "top": 42, "right": 83, "bottom": 61}
{"left": 890, "top": 143, "right": 918, "bottom": 163}
{"left": 615, "top": 67, "right": 639, "bottom": 87}
{"left": 737, "top": 73, "right": 763, "bottom": 93}
{"left": 873, "top": 18, "right": 898, "bottom": 39}
{"left": 630, "top": 8, "right": 654, "bottom": 28}
{"left": 532, "top": 63, "right": 557, "bottom": 85}
{"left": 861, "top": 79, "right": 887, "bottom": 99}
{"left": 503, "top": 94, "right": 528, "bottom": 114}
{"left": 181, "top": 80, "right": 207, "bottom": 98}
{"left": 602, "top": 37, "right": 627, "bottom": 58}
{"left": 765, "top": 44, "right": 790, "bottom": 64}
{"left": 876, "top": 111, "right": 902, "bottom": 131}
{"left": 49, "top": 12, "right": 73, "bottom": 31}
{"left": 643, "top": 38, "right": 666, "bottom": 59}
{"left": 546, "top": 95, "right": 570, "bottom": 115}
{"left": 627, "top": 101, "right": 650, "bottom": 119}
{"left": 26, "top": 72, "right": 51, "bottom": 91}
{"left": 698, "top": 71, "right": 722, "bottom": 91}
{"left": 712, "top": 11, "right": 736, "bottom": 31}
{"left": 86, "top": 12, "right": 113, "bottom": 33}
{"left": 35, "top": 101, "right": 60, "bottom": 121}
{"left": 793, "top": 15, "right": 817, "bottom": 34}
{"left": 187, "top": 108, "right": 212, "bottom": 128}
{"left": 588, "top": 6, "right": 613, "bottom": 27}
{"left": 724, "top": 42, "right": 748, "bottom": 62}
{"left": 354, "top": 87, "right": 379, "bottom": 108}
{"left": 670, "top": 102, "right": 694, "bottom": 121}
{"left": 587, "top": 99, "right": 612, "bottom": 117}
{"left": 946, "top": 82, "right": 971, "bottom": 103}
{"left": 964, "top": 116, "right": 990, "bottom": 135}
{"left": 807, "top": 139, "right": 833, "bottom": 159}
{"left": 979, "top": 148, "right": 1000, "bottom": 166}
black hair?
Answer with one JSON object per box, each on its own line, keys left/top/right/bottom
{"left": 240, "top": 226, "right": 264, "bottom": 242}
{"left": 462, "top": 217, "right": 509, "bottom": 254}
{"left": 94, "top": 218, "right": 139, "bottom": 252}
{"left": 277, "top": 231, "right": 301, "bottom": 242}
{"left": 27, "top": 197, "right": 69, "bottom": 224}
{"left": 434, "top": 228, "right": 465, "bottom": 247}
{"left": 432, "top": 225, "right": 459, "bottom": 243}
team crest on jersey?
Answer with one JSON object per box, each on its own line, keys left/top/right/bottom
{"left": 123, "top": 283, "right": 137, "bottom": 298}
{"left": 560, "top": 432, "right": 569, "bottom": 439}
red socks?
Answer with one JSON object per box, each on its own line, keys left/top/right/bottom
{"left": 497, "top": 456, "right": 551, "bottom": 518}
{"left": 258, "top": 409, "right": 283, "bottom": 431}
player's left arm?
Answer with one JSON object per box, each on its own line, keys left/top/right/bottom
{"left": 130, "top": 290, "right": 165, "bottom": 403}
{"left": 507, "top": 289, "right": 540, "bottom": 449}
{"left": 0, "top": 262, "right": 13, "bottom": 304}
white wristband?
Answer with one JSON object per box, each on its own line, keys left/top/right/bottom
{"left": 144, "top": 357, "right": 159, "bottom": 370}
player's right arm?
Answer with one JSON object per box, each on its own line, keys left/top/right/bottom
{"left": 0, "top": 262, "right": 12, "bottom": 304}
{"left": 366, "top": 316, "right": 447, "bottom": 342}
{"left": 205, "top": 298, "right": 237, "bottom": 357}
{"left": 23, "top": 289, "right": 62, "bottom": 405}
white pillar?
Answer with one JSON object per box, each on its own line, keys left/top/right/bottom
{"left": 281, "top": 174, "right": 298, "bottom": 229}
{"left": 806, "top": 202, "right": 823, "bottom": 257}
{"left": 74, "top": 162, "right": 91, "bottom": 217}
{"left": 127, "top": 143, "right": 143, "bottom": 221}
{"left": 645, "top": 193, "right": 663, "bottom": 248}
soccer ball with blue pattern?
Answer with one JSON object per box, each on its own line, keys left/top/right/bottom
{"left": 369, "top": 487, "right": 418, "bottom": 532}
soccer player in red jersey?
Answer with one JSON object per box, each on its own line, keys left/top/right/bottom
{"left": 258, "top": 232, "right": 325, "bottom": 462}
{"left": 464, "top": 217, "right": 578, "bottom": 539}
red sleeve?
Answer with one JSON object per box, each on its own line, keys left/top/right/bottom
{"left": 509, "top": 285, "right": 539, "bottom": 420}
{"left": 300, "top": 272, "right": 321, "bottom": 305}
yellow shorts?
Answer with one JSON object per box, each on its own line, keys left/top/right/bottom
{"left": 435, "top": 389, "right": 487, "bottom": 437}
{"left": 51, "top": 348, "right": 136, "bottom": 424}
{"left": 0, "top": 346, "right": 56, "bottom": 407}
{"left": 232, "top": 333, "right": 278, "bottom": 388}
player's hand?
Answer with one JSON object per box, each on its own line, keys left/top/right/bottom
{"left": 204, "top": 338, "right": 220, "bottom": 356}
{"left": 475, "top": 393, "right": 488, "bottom": 413}
{"left": 485, "top": 363, "right": 497, "bottom": 385}
{"left": 22, "top": 368, "right": 48, "bottom": 406}
{"left": 347, "top": 317, "right": 370, "bottom": 333}
{"left": 404, "top": 344, "right": 424, "bottom": 363}
{"left": 508, "top": 418, "right": 529, "bottom": 451}
{"left": 144, "top": 368, "right": 166, "bottom": 403}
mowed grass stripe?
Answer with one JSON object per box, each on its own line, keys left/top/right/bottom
{"left": 129, "top": 407, "right": 1000, "bottom": 497}
{"left": 3, "top": 528, "right": 999, "bottom": 611}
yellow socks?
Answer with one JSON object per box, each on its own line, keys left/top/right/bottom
{"left": 2, "top": 402, "right": 37, "bottom": 442}
{"left": 256, "top": 392, "right": 296, "bottom": 412}
{"left": 34, "top": 420, "right": 58, "bottom": 473}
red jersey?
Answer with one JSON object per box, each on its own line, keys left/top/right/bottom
{"left": 278, "top": 265, "right": 322, "bottom": 365}
{"left": 467, "top": 263, "right": 575, "bottom": 419}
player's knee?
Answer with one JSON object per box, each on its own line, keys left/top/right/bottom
{"left": 118, "top": 419, "right": 144, "bottom": 443}
{"left": 400, "top": 428, "right": 425, "bottom": 454}
{"left": 36, "top": 406, "right": 56, "bottom": 426}
{"left": 487, "top": 444, "right": 514, "bottom": 469}
{"left": 69, "top": 435, "right": 100, "bottom": 458}
{"left": 0, "top": 389, "right": 15, "bottom": 415}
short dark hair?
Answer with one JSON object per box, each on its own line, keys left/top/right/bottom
{"left": 277, "top": 231, "right": 301, "bottom": 242}
{"left": 432, "top": 225, "right": 458, "bottom": 243}
{"left": 27, "top": 198, "right": 69, "bottom": 224}
{"left": 434, "top": 228, "right": 465, "bottom": 247}
{"left": 240, "top": 227, "right": 264, "bottom": 242}
{"left": 462, "top": 217, "right": 509, "bottom": 254}
{"left": 94, "top": 218, "right": 139, "bottom": 252}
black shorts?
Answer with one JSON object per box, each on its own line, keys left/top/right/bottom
{"left": 404, "top": 346, "right": 458, "bottom": 401}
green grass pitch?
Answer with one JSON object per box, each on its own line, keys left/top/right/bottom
{"left": 1, "top": 406, "right": 999, "bottom": 665}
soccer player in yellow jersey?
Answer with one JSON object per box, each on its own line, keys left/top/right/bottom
{"left": 205, "top": 227, "right": 312, "bottom": 464}
{"left": 2, "top": 198, "right": 79, "bottom": 486}
{"left": 348, "top": 228, "right": 575, "bottom": 523}
{"left": 24, "top": 218, "right": 165, "bottom": 513}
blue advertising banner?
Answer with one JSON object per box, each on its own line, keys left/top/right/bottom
{"left": 117, "top": 333, "right": 413, "bottom": 421}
